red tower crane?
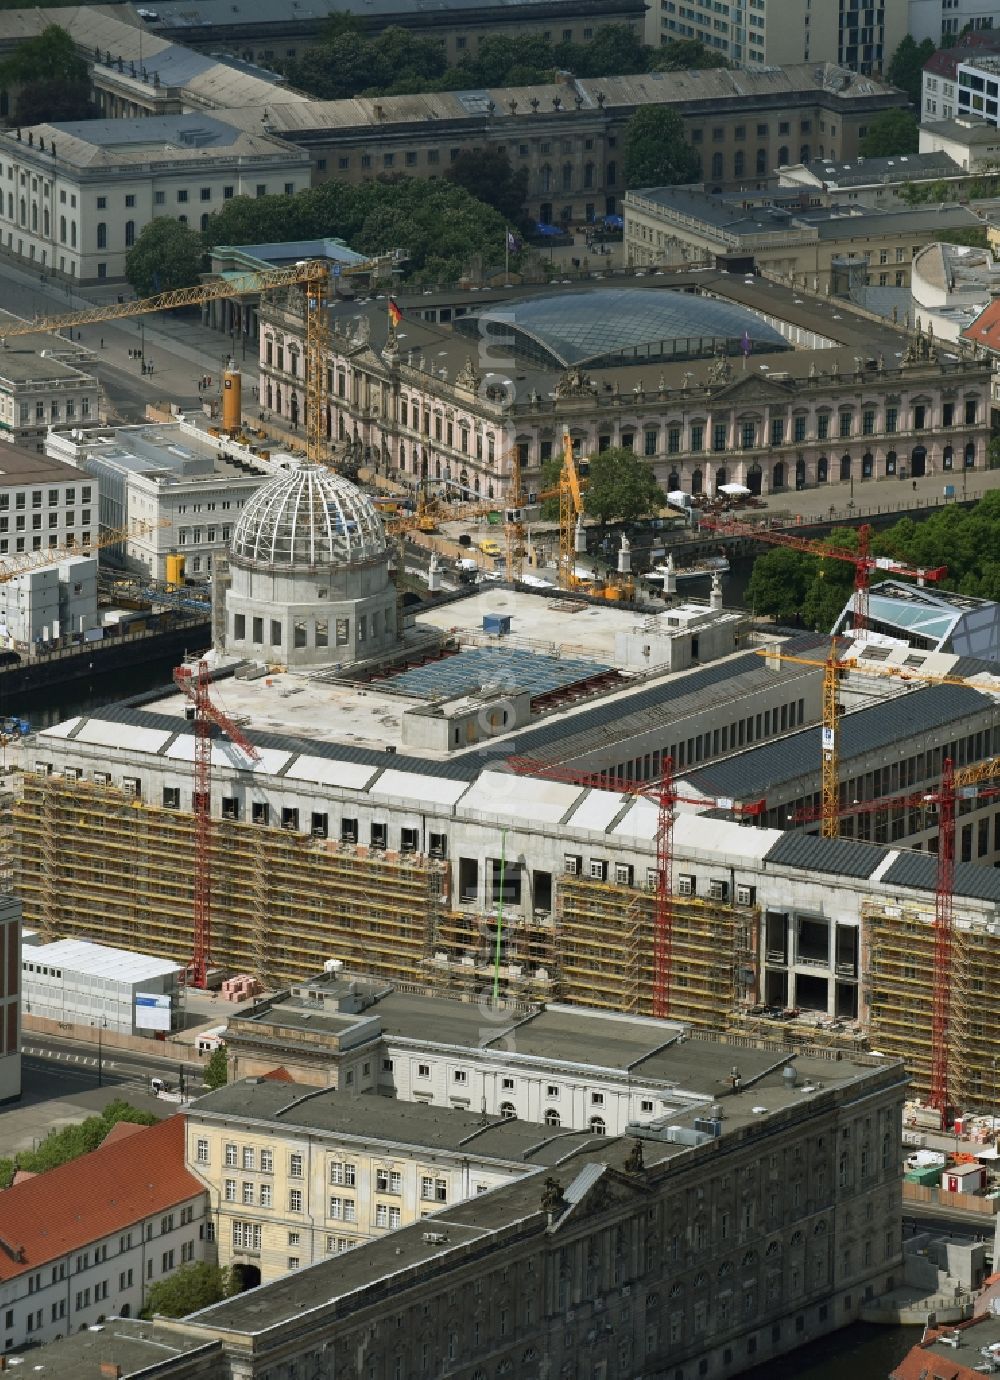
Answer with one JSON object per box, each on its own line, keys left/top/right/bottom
{"left": 172, "top": 660, "right": 261, "bottom": 989}
{"left": 698, "top": 516, "right": 946, "bottom": 630}
{"left": 507, "top": 753, "right": 764, "bottom": 1018}
{"left": 788, "top": 754, "right": 1000, "bottom": 1117}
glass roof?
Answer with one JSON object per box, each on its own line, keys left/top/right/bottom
{"left": 867, "top": 595, "right": 958, "bottom": 643}
{"left": 455, "top": 288, "right": 789, "bottom": 369}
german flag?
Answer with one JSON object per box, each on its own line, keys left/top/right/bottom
{"left": 388, "top": 298, "right": 402, "bottom": 328}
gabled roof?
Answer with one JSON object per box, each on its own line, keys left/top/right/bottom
{"left": 0, "top": 1116, "right": 203, "bottom": 1280}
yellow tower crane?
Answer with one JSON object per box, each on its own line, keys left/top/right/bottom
{"left": 0, "top": 261, "right": 333, "bottom": 466}
{"left": 0, "top": 517, "right": 170, "bottom": 585}
{"left": 759, "top": 642, "right": 1000, "bottom": 835}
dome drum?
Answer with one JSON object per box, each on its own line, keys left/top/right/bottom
{"left": 222, "top": 461, "right": 398, "bottom": 670}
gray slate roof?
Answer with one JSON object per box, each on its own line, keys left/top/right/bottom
{"left": 683, "top": 683, "right": 993, "bottom": 801}
{"left": 764, "top": 832, "right": 889, "bottom": 880}
{"left": 881, "top": 853, "right": 1000, "bottom": 902}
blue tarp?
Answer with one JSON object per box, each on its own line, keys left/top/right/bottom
{"left": 534, "top": 222, "right": 563, "bottom": 237}
{"left": 603, "top": 214, "right": 624, "bottom": 229}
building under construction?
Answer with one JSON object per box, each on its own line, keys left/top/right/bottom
{"left": 15, "top": 462, "right": 1000, "bottom": 1107}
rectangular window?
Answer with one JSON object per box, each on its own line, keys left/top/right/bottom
{"left": 289, "top": 1189, "right": 302, "bottom": 1212}
{"left": 289, "top": 1153, "right": 303, "bottom": 1178}
{"left": 770, "top": 418, "right": 783, "bottom": 446}
{"left": 196, "top": 1138, "right": 209, "bottom": 1163}
{"left": 818, "top": 413, "right": 830, "bottom": 440}
{"left": 885, "top": 406, "right": 897, "bottom": 434}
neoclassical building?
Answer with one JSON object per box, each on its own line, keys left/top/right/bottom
{"left": 259, "top": 276, "right": 991, "bottom": 500}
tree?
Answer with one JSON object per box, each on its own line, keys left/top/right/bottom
{"left": 15, "top": 76, "right": 95, "bottom": 124}
{"left": 886, "top": 35, "right": 935, "bottom": 106}
{"left": 204, "top": 1044, "right": 228, "bottom": 1090}
{"left": 145, "top": 1262, "right": 235, "bottom": 1319}
{"left": 125, "top": 218, "right": 204, "bottom": 297}
{"left": 624, "top": 106, "right": 700, "bottom": 189}
{"left": 0, "top": 1100, "right": 157, "bottom": 1189}
{"left": 859, "top": 109, "right": 919, "bottom": 158}
{"left": 935, "top": 225, "right": 989, "bottom": 249}
{"left": 745, "top": 548, "right": 815, "bottom": 626}
{"left": 0, "top": 24, "right": 87, "bottom": 86}
{"left": 651, "top": 38, "right": 731, "bottom": 71}
{"left": 583, "top": 447, "right": 663, "bottom": 525}
{"left": 445, "top": 148, "right": 528, "bottom": 225}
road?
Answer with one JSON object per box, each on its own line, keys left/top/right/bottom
{"left": 22, "top": 1031, "right": 205, "bottom": 1097}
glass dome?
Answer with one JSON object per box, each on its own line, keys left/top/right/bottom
{"left": 454, "top": 288, "right": 790, "bottom": 369}
{"left": 229, "top": 462, "right": 386, "bottom": 569}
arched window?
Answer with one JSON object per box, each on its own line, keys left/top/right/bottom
{"left": 943, "top": 445, "right": 953, "bottom": 470}
{"left": 124, "top": 220, "right": 135, "bottom": 247}
{"left": 589, "top": 1115, "right": 606, "bottom": 1136}
{"left": 96, "top": 222, "right": 107, "bottom": 249}
{"left": 965, "top": 442, "right": 976, "bottom": 468}
{"left": 59, "top": 215, "right": 65, "bottom": 244}
{"left": 178, "top": 214, "right": 187, "bottom": 225}
{"left": 200, "top": 212, "right": 209, "bottom": 232}
{"left": 540, "top": 164, "right": 552, "bottom": 193}
{"left": 544, "top": 1108, "right": 561, "bottom": 1127}
{"left": 30, "top": 202, "right": 37, "bottom": 231}
{"left": 7, "top": 192, "right": 12, "bottom": 219}
{"left": 42, "top": 208, "right": 48, "bottom": 236}
{"left": 691, "top": 468, "right": 703, "bottom": 495}
{"left": 606, "top": 160, "right": 616, "bottom": 186}
{"left": 499, "top": 1102, "right": 516, "bottom": 1120}
{"left": 584, "top": 162, "right": 594, "bottom": 189}
{"left": 778, "top": 146, "right": 789, "bottom": 165}
{"left": 800, "top": 144, "right": 810, "bottom": 163}
{"left": 772, "top": 461, "right": 785, "bottom": 490}
{"left": 885, "top": 450, "right": 897, "bottom": 475}
{"left": 18, "top": 197, "right": 25, "bottom": 226}
{"left": 840, "top": 453, "right": 852, "bottom": 480}
{"left": 756, "top": 148, "right": 767, "bottom": 175}
{"left": 70, "top": 221, "right": 76, "bottom": 248}
{"left": 715, "top": 467, "right": 727, "bottom": 492}
{"left": 861, "top": 451, "right": 873, "bottom": 478}
{"left": 734, "top": 150, "right": 745, "bottom": 177}
{"left": 817, "top": 456, "right": 828, "bottom": 482}
{"left": 711, "top": 152, "right": 723, "bottom": 180}
{"left": 668, "top": 470, "right": 680, "bottom": 490}
{"left": 562, "top": 162, "right": 572, "bottom": 192}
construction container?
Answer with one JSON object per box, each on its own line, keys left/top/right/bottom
{"left": 483, "top": 614, "right": 511, "bottom": 636}
{"left": 165, "top": 553, "right": 186, "bottom": 589}
{"left": 943, "top": 1163, "right": 987, "bottom": 1195}
{"left": 905, "top": 1165, "right": 942, "bottom": 1187}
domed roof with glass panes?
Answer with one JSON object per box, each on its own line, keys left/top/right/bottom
{"left": 230, "top": 461, "right": 386, "bottom": 569}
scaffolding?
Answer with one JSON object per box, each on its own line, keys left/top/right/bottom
{"left": 15, "top": 776, "right": 446, "bottom": 988}
{"left": 556, "top": 877, "right": 760, "bottom": 1031}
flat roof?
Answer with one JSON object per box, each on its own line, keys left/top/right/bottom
{"left": 0, "top": 1319, "right": 216, "bottom": 1379}
{"left": 67, "top": 421, "right": 272, "bottom": 485}
{"left": 0, "top": 444, "right": 84, "bottom": 485}
{"left": 190, "top": 1078, "right": 597, "bottom": 1166}
{"left": 22, "top": 938, "right": 182, "bottom": 983}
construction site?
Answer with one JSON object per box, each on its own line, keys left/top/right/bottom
{"left": 8, "top": 258, "right": 1000, "bottom": 1126}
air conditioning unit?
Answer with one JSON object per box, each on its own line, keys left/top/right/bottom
{"left": 678, "top": 875, "right": 694, "bottom": 896}
{"left": 564, "top": 854, "right": 581, "bottom": 875}
{"left": 422, "top": 1232, "right": 447, "bottom": 1245}
{"left": 736, "top": 884, "right": 756, "bottom": 907}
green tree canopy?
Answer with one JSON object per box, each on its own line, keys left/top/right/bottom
{"left": 935, "top": 225, "right": 990, "bottom": 249}
{"left": 859, "top": 109, "right": 919, "bottom": 158}
{"left": 145, "top": 1262, "right": 235, "bottom": 1319}
{"left": 126, "top": 218, "right": 204, "bottom": 297}
{"left": 624, "top": 105, "right": 700, "bottom": 189}
{"left": 651, "top": 38, "right": 731, "bottom": 71}
{"left": 0, "top": 1100, "right": 157, "bottom": 1190}
{"left": 14, "top": 75, "right": 95, "bottom": 124}
{"left": 886, "top": 35, "right": 936, "bottom": 105}
{"left": 584, "top": 447, "right": 663, "bottom": 524}
{"left": 203, "top": 1045, "right": 228, "bottom": 1091}
{"left": 445, "top": 147, "right": 529, "bottom": 225}
{"left": 0, "top": 24, "right": 86, "bottom": 86}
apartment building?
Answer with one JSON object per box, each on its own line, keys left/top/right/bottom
{"left": 910, "top": 0, "right": 1000, "bottom": 43}
{"left": 0, "top": 114, "right": 309, "bottom": 283}
{"left": 654, "top": 0, "right": 908, "bottom": 72}
{"left": 0, "top": 1116, "right": 211, "bottom": 1355}
{"left": 921, "top": 34, "right": 1000, "bottom": 123}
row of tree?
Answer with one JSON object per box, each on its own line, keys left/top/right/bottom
{"left": 746, "top": 491, "right": 1000, "bottom": 631}
{"left": 283, "top": 22, "right": 728, "bottom": 102}
{"left": 0, "top": 1098, "right": 156, "bottom": 1190}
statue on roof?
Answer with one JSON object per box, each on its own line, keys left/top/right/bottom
{"left": 455, "top": 355, "right": 481, "bottom": 391}
{"left": 708, "top": 353, "right": 732, "bottom": 385}
{"left": 555, "top": 365, "right": 597, "bottom": 398}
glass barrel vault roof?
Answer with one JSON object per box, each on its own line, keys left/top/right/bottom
{"left": 455, "top": 288, "right": 790, "bottom": 369}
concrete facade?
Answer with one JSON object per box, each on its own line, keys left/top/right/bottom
{"left": 655, "top": 0, "right": 908, "bottom": 73}
{"left": 46, "top": 422, "right": 271, "bottom": 582}
{"left": 0, "top": 114, "right": 310, "bottom": 284}
{"left": 0, "top": 554, "right": 98, "bottom": 649}
{"left": 0, "top": 445, "right": 96, "bottom": 565}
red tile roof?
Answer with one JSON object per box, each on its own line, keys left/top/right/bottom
{"left": 101, "top": 1120, "right": 147, "bottom": 1147}
{"left": 261, "top": 1066, "right": 294, "bottom": 1082}
{"left": 0, "top": 1115, "right": 204, "bottom": 1280}
{"left": 925, "top": 33, "right": 1000, "bottom": 79}
{"left": 962, "top": 298, "right": 1000, "bottom": 351}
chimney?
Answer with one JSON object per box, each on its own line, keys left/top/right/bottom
{"left": 100, "top": 1364, "right": 122, "bottom": 1380}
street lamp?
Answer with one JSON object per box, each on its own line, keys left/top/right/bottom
{"left": 91, "top": 1018, "right": 107, "bottom": 1086}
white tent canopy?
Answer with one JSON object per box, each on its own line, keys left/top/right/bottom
{"left": 718, "top": 482, "right": 751, "bottom": 496}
